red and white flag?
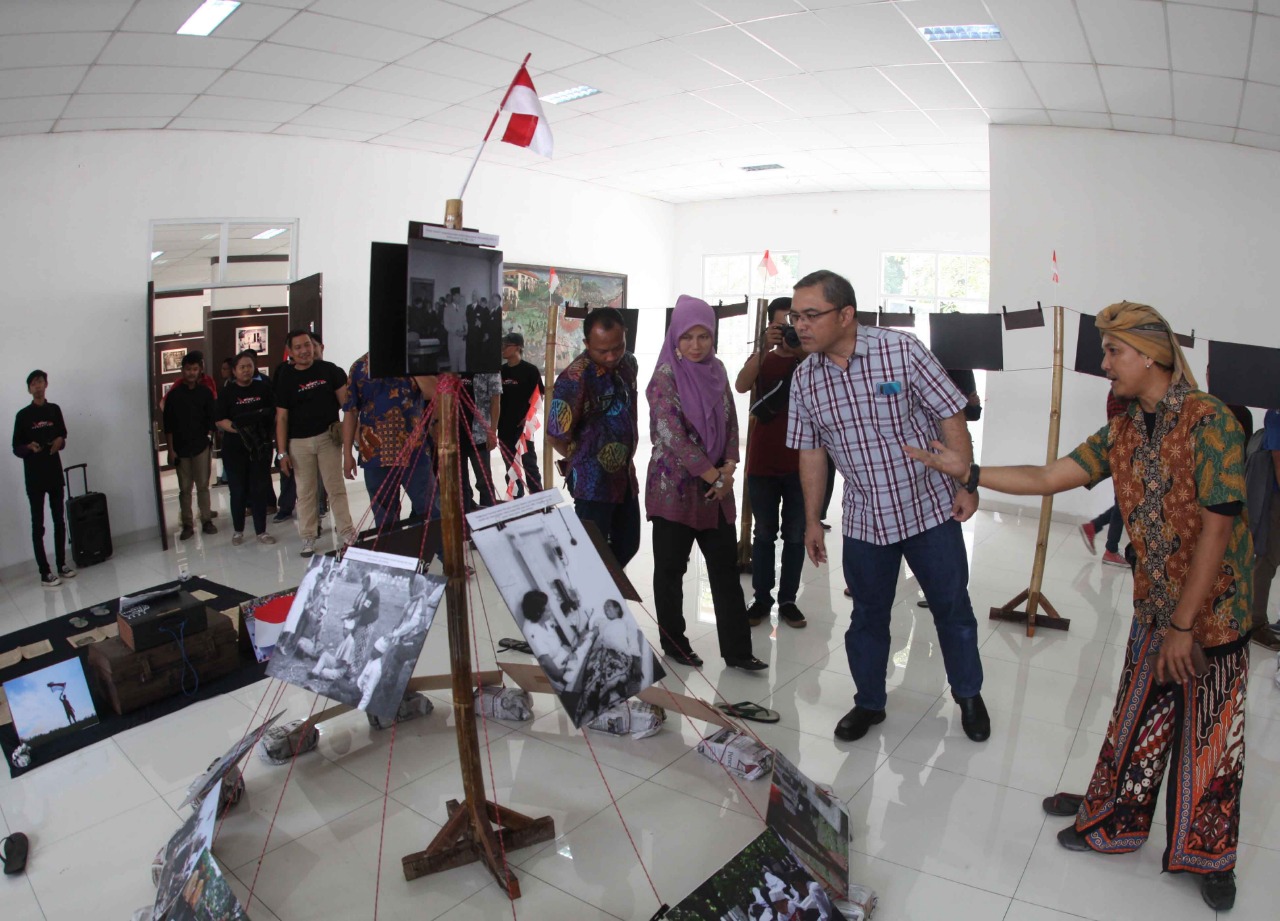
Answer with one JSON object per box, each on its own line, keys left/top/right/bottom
{"left": 500, "top": 65, "right": 553, "bottom": 158}
{"left": 758, "top": 249, "right": 778, "bottom": 278}
{"left": 506, "top": 387, "right": 544, "bottom": 498}
{"left": 548, "top": 266, "right": 559, "bottom": 294}
{"left": 1051, "top": 250, "right": 1059, "bottom": 284}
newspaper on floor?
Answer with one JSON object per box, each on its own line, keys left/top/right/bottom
{"left": 585, "top": 699, "right": 665, "bottom": 739}
{"left": 695, "top": 727, "right": 774, "bottom": 781}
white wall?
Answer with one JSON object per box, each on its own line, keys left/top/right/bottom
{"left": 984, "top": 126, "right": 1280, "bottom": 519}
{"left": 0, "top": 130, "right": 674, "bottom": 571}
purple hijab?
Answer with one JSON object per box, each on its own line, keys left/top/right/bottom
{"left": 655, "top": 295, "right": 729, "bottom": 463}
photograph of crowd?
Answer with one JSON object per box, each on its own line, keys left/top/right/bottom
{"left": 666, "top": 828, "right": 833, "bottom": 921}
{"left": 165, "top": 848, "right": 248, "bottom": 921}
{"left": 3, "top": 658, "right": 99, "bottom": 749}
{"left": 152, "top": 790, "right": 219, "bottom": 920}
{"left": 406, "top": 236, "right": 504, "bottom": 375}
{"left": 469, "top": 492, "right": 664, "bottom": 728}
{"left": 267, "top": 551, "right": 445, "bottom": 724}
{"left": 766, "top": 752, "right": 851, "bottom": 898}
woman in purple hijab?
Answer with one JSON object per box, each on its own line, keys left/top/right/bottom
{"left": 644, "top": 295, "right": 766, "bottom": 672}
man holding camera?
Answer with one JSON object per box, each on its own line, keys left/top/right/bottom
{"left": 12, "top": 370, "right": 74, "bottom": 587}
{"left": 736, "top": 297, "right": 807, "bottom": 628}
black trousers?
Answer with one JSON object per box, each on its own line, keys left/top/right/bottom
{"left": 223, "top": 440, "right": 271, "bottom": 534}
{"left": 650, "top": 513, "right": 752, "bottom": 661}
{"left": 499, "top": 434, "right": 542, "bottom": 498}
{"left": 28, "top": 481, "right": 66, "bottom": 575}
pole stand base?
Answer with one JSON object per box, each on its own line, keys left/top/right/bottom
{"left": 989, "top": 589, "right": 1072, "bottom": 635}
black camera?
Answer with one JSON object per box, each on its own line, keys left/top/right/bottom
{"left": 781, "top": 325, "right": 801, "bottom": 349}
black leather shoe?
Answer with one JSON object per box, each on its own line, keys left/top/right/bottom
{"left": 1042, "top": 792, "right": 1085, "bottom": 817}
{"left": 1201, "top": 870, "right": 1236, "bottom": 911}
{"left": 954, "top": 693, "right": 990, "bottom": 742}
{"left": 662, "top": 646, "right": 703, "bottom": 668}
{"left": 725, "top": 655, "right": 768, "bottom": 671}
{"left": 1056, "top": 824, "right": 1093, "bottom": 852}
{"left": 746, "top": 600, "right": 771, "bottom": 627}
{"left": 834, "top": 706, "right": 885, "bottom": 741}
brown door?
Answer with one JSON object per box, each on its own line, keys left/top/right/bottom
{"left": 289, "top": 273, "right": 323, "bottom": 343}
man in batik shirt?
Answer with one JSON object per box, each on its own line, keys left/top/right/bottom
{"left": 906, "top": 301, "right": 1249, "bottom": 911}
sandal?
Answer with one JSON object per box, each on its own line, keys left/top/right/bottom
{"left": 2, "top": 832, "right": 29, "bottom": 875}
{"left": 1042, "top": 792, "right": 1084, "bottom": 817}
{"left": 716, "top": 701, "right": 781, "bottom": 724}
{"left": 498, "top": 637, "right": 533, "bottom": 655}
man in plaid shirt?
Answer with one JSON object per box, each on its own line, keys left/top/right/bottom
{"left": 786, "top": 270, "right": 989, "bottom": 744}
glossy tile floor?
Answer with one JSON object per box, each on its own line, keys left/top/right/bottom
{"left": 2, "top": 479, "right": 1278, "bottom": 921}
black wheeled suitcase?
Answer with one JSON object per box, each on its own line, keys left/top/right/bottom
{"left": 64, "top": 463, "right": 112, "bottom": 567}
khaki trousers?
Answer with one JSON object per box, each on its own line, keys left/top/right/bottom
{"left": 291, "top": 432, "right": 352, "bottom": 540}
{"left": 175, "top": 446, "right": 212, "bottom": 527}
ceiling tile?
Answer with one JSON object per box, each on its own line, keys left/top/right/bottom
{"left": 1175, "top": 0, "right": 1252, "bottom": 10}
{"left": 760, "top": 117, "right": 845, "bottom": 148}
{"left": 500, "top": 0, "right": 660, "bottom": 55}
{"left": 0, "top": 95, "right": 69, "bottom": 123}
{"left": 368, "top": 135, "right": 467, "bottom": 154}
{"left": 862, "top": 146, "right": 931, "bottom": 172}
{"left": 54, "top": 116, "right": 172, "bottom": 132}
{"left": 62, "top": 93, "right": 194, "bottom": 118}
{"left": 545, "top": 57, "right": 678, "bottom": 106}
{"left": 1261, "top": 0, "right": 1280, "bottom": 15}
{"left": 270, "top": 12, "right": 432, "bottom": 62}
{"left": 443, "top": 0, "right": 525, "bottom": 12}
{"left": 925, "top": 108, "right": 990, "bottom": 128}
{"left": 396, "top": 43, "right": 525, "bottom": 86}
{"left": 699, "top": 0, "right": 805, "bottom": 23}
{"left": 1023, "top": 63, "right": 1107, "bottom": 112}
{"left": 1239, "top": 81, "right": 1280, "bottom": 134}
{"left": 1076, "top": 0, "right": 1168, "bottom": 69}
{"left": 871, "top": 110, "right": 945, "bottom": 141}
{"left": 879, "top": 64, "right": 977, "bottom": 109}
{"left": 385, "top": 119, "right": 485, "bottom": 146}
{"left": 444, "top": 17, "right": 597, "bottom": 71}
{"left": 815, "top": 4, "right": 936, "bottom": 67}
{"left": 274, "top": 123, "right": 379, "bottom": 142}
{"left": 611, "top": 40, "right": 739, "bottom": 92}
{"left": 581, "top": 0, "right": 725, "bottom": 38}
{"left": 1174, "top": 121, "right": 1235, "bottom": 141}
{"left": 750, "top": 74, "right": 855, "bottom": 117}
{"left": 808, "top": 113, "right": 897, "bottom": 146}
{"left": 413, "top": 103, "right": 490, "bottom": 132}
{"left": 741, "top": 11, "right": 862, "bottom": 73}
{"left": 359, "top": 66, "right": 488, "bottom": 106}
{"left": 80, "top": 65, "right": 222, "bottom": 95}
{"left": 940, "top": 171, "right": 989, "bottom": 189}
{"left": 99, "top": 33, "right": 257, "bottom": 68}
{"left": 183, "top": 95, "right": 311, "bottom": 122}
{"left": 672, "top": 25, "right": 801, "bottom": 81}
{"left": 1172, "top": 72, "right": 1243, "bottom": 126}
{"left": 695, "top": 83, "right": 796, "bottom": 121}
{"left": 983, "top": 0, "right": 1092, "bottom": 64}
{"left": 1110, "top": 114, "right": 1172, "bottom": 133}
{"left": 987, "top": 108, "right": 1052, "bottom": 124}
{"left": 810, "top": 147, "right": 890, "bottom": 172}
{"left": 206, "top": 71, "right": 344, "bottom": 105}
{"left": 930, "top": 36, "right": 1019, "bottom": 64}
{"left": 249, "top": 0, "right": 312, "bottom": 7}
{"left": 0, "top": 66, "right": 87, "bottom": 100}
{"left": 1248, "top": 14, "right": 1280, "bottom": 87}
{"left": 234, "top": 44, "right": 385, "bottom": 83}
{"left": 0, "top": 32, "right": 110, "bottom": 68}
{"left": 1234, "top": 128, "right": 1280, "bottom": 151}
{"left": 817, "top": 67, "right": 914, "bottom": 112}
{"left": 1098, "top": 65, "right": 1173, "bottom": 117}
{"left": 1166, "top": 4, "right": 1252, "bottom": 79}
{"left": 288, "top": 105, "right": 415, "bottom": 134}
{"left": 893, "top": 0, "right": 998, "bottom": 28}
{"left": 321, "top": 85, "right": 449, "bottom": 119}
{"left": 595, "top": 93, "right": 743, "bottom": 134}
{"left": 1048, "top": 110, "right": 1113, "bottom": 128}
{"left": 0, "top": 1, "right": 132, "bottom": 33}
{"left": 120, "top": 0, "right": 297, "bottom": 39}
{"left": 306, "top": 0, "right": 485, "bottom": 39}
{"left": 169, "top": 117, "right": 285, "bottom": 132}
{"left": 950, "top": 63, "right": 1042, "bottom": 108}
{"left": 0, "top": 120, "right": 54, "bottom": 137}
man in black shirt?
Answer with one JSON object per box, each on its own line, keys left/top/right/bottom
{"left": 498, "top": 332, "right": 544, "bottom": 498}
{"left": 163, "top": 352, "right": 218, "bottom": 541}
{"left": 276, "top": 328, "right": 352, "bottom": 557}
{"left": 12, "top": 370, "right": 74, "bottom": 587}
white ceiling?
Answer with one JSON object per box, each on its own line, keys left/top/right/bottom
{"left": 2, "top": 0, "right": 1279, "bottom": 202}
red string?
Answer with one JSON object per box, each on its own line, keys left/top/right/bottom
{"left": 581, "top": 728, "right": 664, "bottom": 908}
{"left": 214, "top": 677, "right": 289, "bottom": 844}
{"left": 372, "top": 718, "right": 397, "bottom": 921}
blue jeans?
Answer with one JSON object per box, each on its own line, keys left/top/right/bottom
{"left": 363, "top": 456, "right": 436, "bottom": 530}
{"left": 1090, "top": 503, "right": 1124, "bottom": 554}
{"left": 574, "top": 492, "right": 641, "bottom": 568}
{"left": 748, "top": 472, "right": 805, "bottom": 606}
{"left": 842, "top": 518, "right": 983, "bottom": 711}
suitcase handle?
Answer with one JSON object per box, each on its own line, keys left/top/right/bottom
{"left": 64, "top": 463, "right": 89, "bottom": 497}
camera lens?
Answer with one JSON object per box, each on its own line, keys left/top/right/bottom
{"left": 783, "top": 326, "right": 801, "bottom": 348}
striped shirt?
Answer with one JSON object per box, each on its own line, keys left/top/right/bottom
{"left": 787, "top": 326, "right": 967, "bottom": 545}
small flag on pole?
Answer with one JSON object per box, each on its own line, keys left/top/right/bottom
{"left": 758, "top": 249, "right": 778, "bottom": 279}
{"left": 499, "top": 64, "right": 553, "bottom": 158}
{"left": 1051, "top": 250, "right": 1059, "bottom": 284}
{"left": 548, "top": 267, "right": 559, "bottom": 294}
{"left": 506, "top": 387, "right": 544, "bottom": 499}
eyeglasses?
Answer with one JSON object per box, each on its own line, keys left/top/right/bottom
{"left": 787, "top": 306, "right": 842, "bottom": 325}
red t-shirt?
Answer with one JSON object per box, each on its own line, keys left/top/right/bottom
{"left": 747, "top": 351, "right": 802, "bottom": 477}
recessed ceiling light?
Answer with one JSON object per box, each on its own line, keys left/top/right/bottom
{"left": 151, "top": 251, "right": 164, "bottom": 260}
{"left": 919, "top": 24, "right": 1002, "bottom": 42}
{"left": 742, "top": 163, "right": 784, "bottom": 172}
{"left": 177, "top": 0, "right": 241, "bottom": 37}
{"left": 251, "top": 228, "right": 286, "bottom": 240}
{"left": 539, "top": 85, "right": 601, "bottom": 105}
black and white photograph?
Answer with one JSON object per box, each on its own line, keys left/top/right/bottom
{"left": 665, "top": 828, "right": 832, "bottom": 921}
{"left": 166, "top": 847, "right": 249, "bottom": 921}
{"left": 235, "top": 325, "right": 268, "bottom": 355}
{"left": 766, "top": 751, "right": 851, "bottom": 899}
{"left": 152, "top": 789, "right": 219, "bottom": 921}
{"left": 181, "top": 711, "right": 284, "bottom": 809}
{"left": 3, "top": 658, "right": 100, "bottom": 749}
{"left": 406, "top": 235, "right": 504, "bottom": 376}
{"left": 468, "top": 490, "right": 664, "bottom": 728}
{"left": 266, "top": 550, "right": 445, "bottom": 724}
{"left": 160, "top": 347, "right": 185, "bottom": 374}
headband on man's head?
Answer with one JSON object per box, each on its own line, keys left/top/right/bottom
{"left": 1094, "top": 300, "right": 1196, "bottom": 389}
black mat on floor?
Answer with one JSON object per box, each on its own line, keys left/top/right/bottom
{"left": 0, "top": 577, "right": 267, "bottom": 779}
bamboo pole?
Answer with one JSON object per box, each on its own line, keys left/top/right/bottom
{"left": 542, "top": 300, "right": 559, "bottom": 489}
{"left": 736, "top": 297, "right": 770, "bottom": 572}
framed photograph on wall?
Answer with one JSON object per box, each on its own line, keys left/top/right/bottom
{"left": 159, "top": 348, "right": 185, "bottom": 374}
{"left": 161, "top": 382, "right": 173, "bottom": 398}
{"left": 235, "top": 326, "right": 269, "bottom": 355}
{"left": 502, "top": 264, "right": 627, "bottom": 376}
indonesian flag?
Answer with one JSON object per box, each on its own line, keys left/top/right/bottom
{"left": 758, "top": 249, "right": 778, "bottom": 278}
{"left": 506, "top": 387, "right": 544, "bottom": 498}
{"left": 1052, "top": 250, "right": 1059, "bottom": 284}
{"left": 500, "top": 65, "right": 553, "bottom": 158}
{"left": 548, "top": 266, "right": 559, "bottom": 294}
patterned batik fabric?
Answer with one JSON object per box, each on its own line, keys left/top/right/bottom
{"left": 343, "top": 356, "right": 425, "bottom": 469}
{"left": 1076, "top": 620, "right": 1248, "bottom": 873}
{"left": 1067, "top": 382, "right": 1253, "bottom": 647}
{"left": 548, "top": 352, "right": 640, "bottom": 503}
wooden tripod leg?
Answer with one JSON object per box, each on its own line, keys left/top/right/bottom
{"left": 988, "top": 588, "right": 1072, "bottom": 632}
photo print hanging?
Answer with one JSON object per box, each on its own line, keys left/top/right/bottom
{"left": 234, "top": 325, "right": 268, "bottom": 355}
{"left": 765, "top": 751, "right": 850, "bottom": 898}
{"left": 467, "top": 490, "right": 665, "bottom": 728}
{"left": 3, "top": 657, "right": 100, "bottom": 750}
{"left": 406, "top": 232, "right": 504, "bottom": 376}
{"left": 267, "top": 549, "right": 445, "bottom": 724}
{"left": 152, "top": 789, "right": 219, "bottom": 920}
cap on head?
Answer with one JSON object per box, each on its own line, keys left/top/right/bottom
{"left": 503, "top": 332, "right": 524, "bottom": 348}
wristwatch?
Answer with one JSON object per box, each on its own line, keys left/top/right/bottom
{"left": 713, "top": 476, "right": 726, "bottom": 490}
{"left": 964, "top": 463, "right": 980, "bottom": 494}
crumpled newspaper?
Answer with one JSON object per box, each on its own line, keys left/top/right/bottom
{"left": 473, "top": 685, "right": 534, "bottom": 721}
{"left": 586, "top": 700, "right": 665, "bottom": 740}
{"left": 257, "top": 719, "right": 319, "bottom": 765}
{"left": 834, "top": 884, "right": 879, "bottom": 920}
{"left": 368, "top": 691, "right": 434, "bottom": 730}
{"left": 695, "top": 727, "right": 773, "bottom": 780}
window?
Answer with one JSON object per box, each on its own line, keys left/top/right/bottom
{"left": 702, "top": 251, "right": 800, "bottom": 364}
{"left": 879, "top": 252, "right": 990, "bottom": 350}
{"left": 149, "top": 219, "right": 299, "bottom": 292}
